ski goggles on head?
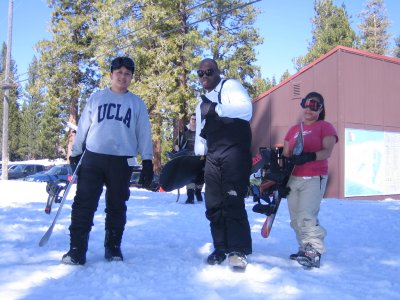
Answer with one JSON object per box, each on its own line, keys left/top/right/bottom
{"left": 197, "top": 69, "right": 215, "bottom": 78}
{"left": 300, "top": 98, "right": 323, "bottom": 112}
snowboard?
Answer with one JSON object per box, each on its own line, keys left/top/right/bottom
{"left": 251, "top": 177, "right": 284, "bottom": 238}
{"left": 260, "top": 190, "right": 281, "bottom": 238}
{"left": 166, "top": 149, "right": 189, "bottom": 160}
{"left": 251, "top": 147, "right": 271, "bottom": 174}
{"left": 253, "top": 123, "right": 304, "bottom": 238}
{"left": 161, "top": 146, "right": 268, "bottom": 193}
{"left": 159, "top": 155, "right": 205, "bottom": 192}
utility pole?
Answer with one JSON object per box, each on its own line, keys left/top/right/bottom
{"left": 1, "top": 0, "right": 13, "bottom": 180}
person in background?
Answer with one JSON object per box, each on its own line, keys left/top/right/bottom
{"left": 283, "top": 91, "right": 338, "bottom": 269}
{"left": 194, "top": 58, "right": 253, "bottom": 270}
{"left": 62, "top": 56, "right": 154, "bottom": 265}
{"left": 173, "top": 113, "right": 204, "bottom": 204}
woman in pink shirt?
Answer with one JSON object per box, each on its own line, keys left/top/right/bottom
{"left": 283, "top": 92, "right": 338, "bottom": 269}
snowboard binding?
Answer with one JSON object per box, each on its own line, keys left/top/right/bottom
{"left": 45, "top": 180, "right": 68, "bottom": 214}
{"left": 250, "top": 147, "right": 291, "bottom": 216}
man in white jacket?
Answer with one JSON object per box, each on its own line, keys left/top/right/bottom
{"left": 62, "top": 57, "right": 154, "bottom": 265}
{"left": 195, "top": 58, "right": 253, "bottom": 270}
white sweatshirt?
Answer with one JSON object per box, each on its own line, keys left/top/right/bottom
{"left": 72, "top": 88, "right": 153, "bottom": 160}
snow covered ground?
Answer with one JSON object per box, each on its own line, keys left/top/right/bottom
{"left": 0, "top": 179, "right": 399, "bottom": 300}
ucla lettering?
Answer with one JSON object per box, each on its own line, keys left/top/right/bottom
{"left": 97, "top": 103, "right": 132, "bottom": 128}
{"left": 115, "top": 104, "right": 123, "bottom": 121}
{"left": 123, "top": 109, "right": 131, "bottom": 128}
{"left": 107, "top": 103, "right": 116, "bottom": 119}
{"left": 98, "top": 104, "right": 107, "bottom": 122}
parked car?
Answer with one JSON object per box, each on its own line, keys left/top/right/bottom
{"left": 0, "top": 164, "right": 14, "bottom": 174}
{"left": 130, "top": 166, "right": 160, "bottom": 192}
{"left": 24, "top": 164, "right": 73, "bottom": 183}
{"left": 6, "top": 164, "right": 46, "bottom": 180}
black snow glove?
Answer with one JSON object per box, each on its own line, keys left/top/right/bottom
{"left": 277, "top": 185, "right": 291, "bottom": 198}
{"left": 138, "top": 160, "right": 154, "bottom": 188}
{"left": 291, "top": 152, "right": 316, "bottom": 165}
{"left": 69, "top": 155, "right": 82, "bottom": 173}
{"left": 200, "top": 98, "right": 217, "bottom": 120}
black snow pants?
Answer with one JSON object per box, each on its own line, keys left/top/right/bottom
{"left": 203, "top": 118, "right": 252, "bottom": 255}
{"left": 69, "top": 151, "right": 132, "bottom": 239}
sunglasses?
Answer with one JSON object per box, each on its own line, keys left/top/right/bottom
{"left": 197, "top": 69, "right": 215, "bottom": 78}
{"left": 301, "top": 99, "right": 323, "bottom": 112}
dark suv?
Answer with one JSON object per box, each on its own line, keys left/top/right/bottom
{"left": 7, "top": 164, "right": 46, "bottom": 180}
{"left": 24, "top": 164, "right": 73, "bottom": 183}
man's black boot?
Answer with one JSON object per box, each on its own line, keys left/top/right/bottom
{"left": 207, "top": 249, "right": 227, "bottom": 265}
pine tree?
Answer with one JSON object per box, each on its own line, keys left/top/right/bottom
{"left": 280, "top": 70, "right": 291, "bottom": 83}
{"left": 394, "top": 35, "right": 400, "bottom": 58}
{"left": 88, "top": 0, "right": 142, "bottom": 81}
{"left": 35, "top": 0, "right": 99, "bottom": 158}
{"left": 358, "top": 0, "right": 390, "bottom": 55}
{"left": 18, "top": 99, "right": 41, "bottom": 159}
{"left": 39, "top": 97, "right": 64, "bottom": 159}
{"left": 26, "top": 0, "right": 264, "bottom": 167}
{"left": 293, "top": 0, "right": 357, "bottom": 70}
{"left": 128, "top": 0, "right": 203, "bottom": 171}
{"left": 17, "top": 57, "right": 44, "bottom": 160}
{"left": 199, "top": 0, "right": 263, "bottom": 97}
{"left": 271, "top": 75, "right": 277, "bottom": 87}
{"left": 129, "top": 1, "right": 169, "bottom": 170}
{"left": 252, "top": 69, "right": 270, "bottom": 97}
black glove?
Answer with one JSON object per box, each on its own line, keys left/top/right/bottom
{"left": 253, "top": 203, "right": 273, "bottom": 216}
{"left": 277, "top": 185, "right": 291, "bottom": 198}
{"left": 291, "top": 152, "right": 316, "bottom": 165}
{"left": 69, "top": 155, "right": 82, "bottom": 173}
{"left": 265, "top": 171, "right": 287, "bottom": 185}
{"left": 200, "top": 98, "right": 217, "bottom": 119}
{"left": 138, "top": 160, "right": 154, "bottom": 188}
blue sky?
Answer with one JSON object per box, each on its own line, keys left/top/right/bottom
{"left": 1, "top": 0, "right": 399, "bottom": 84}
{"left": 254, "top": 0, "right": 400, "bottom": 79}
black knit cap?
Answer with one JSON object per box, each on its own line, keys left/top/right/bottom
{"left": 110, "top": 57, "right": 135, "bottom": 74}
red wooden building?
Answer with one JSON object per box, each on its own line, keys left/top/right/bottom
{"left": 251, "top": 46, "right": 400, "bottom": 199}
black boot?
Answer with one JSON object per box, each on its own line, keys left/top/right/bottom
{"left": 195, "top": 188, "right": 203, "bottom": 202}
{"left": 185, "top": 189, "right": 195, "bottom": 204}
{"left": 207, "top": 249, "right": 226, "bottom": 265}
{"left": 104, "top": 229, "right": 124, "bottom": 261}
{"left": 289, "top": 249, "right": 305, "bottom": 260}
{"left": 62, "top": 231, "right": 89, "bottom": 265}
